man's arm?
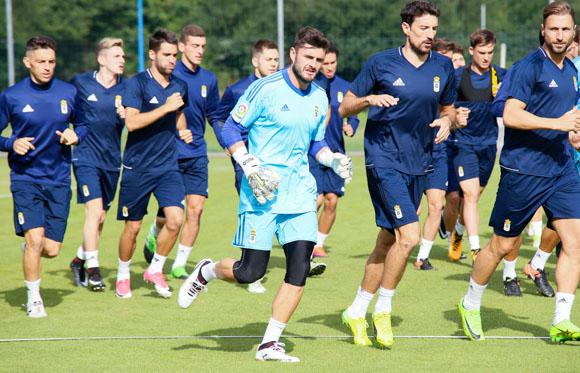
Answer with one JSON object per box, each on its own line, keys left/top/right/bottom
{"left": 125, "top": 92, "right": 184, "bottom": 132}
{"left": 504, "top": 98, "right": 580, "bottom": 132}
{"left": 338, "top": 91, "right": 399, "bottom": 118}
{"left": 206, "top": 79, "right": 227, "bottom": 148}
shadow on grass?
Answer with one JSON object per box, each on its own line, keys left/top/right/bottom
{"left": 0, "top": 287, "right": 74, "bottom": 310}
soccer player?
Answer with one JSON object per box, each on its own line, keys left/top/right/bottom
{"left": 339, "top": 1, "right": 457, "bottom": 347}
{"left": 310, "top": 43, "right": 360, "bottom": 258}
{"left": 69, "top": 37, "right": 126, "bottom": 292}
{"left": 115, "top": 29, "right": 192, "bottom": 299}
{"left": 458, "top": 1, "right": 580, "bottom": 343}
{"left": 143, "top": 24, "right": 223, "bottom": 280}
{"left": 178, "top": 27, "right": 352, "bottom": 362}
{"left": 0, "top": 36, "right": 82, "bottom": 317}
{"left": 448, "top": 30, "right": 506, "bottom": 265}
{"left": 217, "top": 39, "right": 280, "bottom": 293}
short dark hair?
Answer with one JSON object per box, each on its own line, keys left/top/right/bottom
{"left": 180, "top": 24, "right": 205, "bottom": 43}
{"left": 292, "top": 26, "right": 330, "bottom": 51}
{"left": 326, "top": 42, "right": 339, "bottom": 57}
{"left": 543, "top": 1, "right": 575, "bottom": 23}
{"left": 400, "top": 0, "right": 440, "bottom": 25}
{"left": 252, "top": 39, "right": 278, "bottom": 57}
{"left": 25, "top": 36, "right": 56, "bottom": 54}
{"left": 149, "top": 29, "right": 178, "bottom": 52}
{"left": 469, "top": 29, "right": 496, "bottom": 48}
{"left": 450, "top": 42, "right": 464, "bottom": 55}
{"left": 432, "top": 38, "right": 451, "bottom": 53}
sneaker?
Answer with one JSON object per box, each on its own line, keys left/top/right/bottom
{"left": 372, "top": 312, "right": 394, "bottom": 348}
{"left": 143, "top": 226, "right": 157, "bottom": 264}
{"left": 308, "top": 261, "right": 327, "bottom": 277}
{"left": 27, "top": 300, "right": 47, "bottom": 318}
{"left": 341, "top": 309, "right": 372, "bottom": 346}
{"left": 178, "top": 259, "right": 212, "bottom": 309}
{"left": 247, "top": 278, "right": 266, "bottom": 294}
{"left": 115, "top": 278, "right": 132, "bottom": 299}
{"left": 550, "top": 320, "right": 580, "bottom": 343}
{"left": 312, "top": 246, "right": 327, "bottom": 257}
{"left": 503, "top": 277, "right": 522, "bottom": 297}
{"left": 471, "top": 249, "right": 481, "bottom": 263}
{"left": 457, "top": 298, "right": 485, "bottom": 341}
{"left": 438, "top": 209, "right": 448, "bottom": 239}
{"left": 414, "top": 258, "right": 434, "bottom": 270}
{"left": 87, "top": 267, "right": 105, "bottom": 292}
{"left": 255, "top": 341, "right": 300, "bottom": 362}
{"left": 523, "top": 263, "right": 555, "bottom": 297}
{"left": 70, "top": 257, "right": 86, "bottom": 287}
{"left": 447, "top": 230, "right": 463, "bottom": 262}
{"left": 171, "top": 266, "right": 189, "bottom": 280}
{"left": 143, "top": 270, "right": 172, "bottom": 298}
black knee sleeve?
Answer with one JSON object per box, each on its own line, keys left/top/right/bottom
{"left": 283, "top": 240, "right": 315, "bottom": 286}
{"left": 232, "top": 249, "right": 270, "bottom": 284}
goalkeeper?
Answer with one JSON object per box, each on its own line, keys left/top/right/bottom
{"left": 177, "top": 27, "right": 352, "bottom": 362}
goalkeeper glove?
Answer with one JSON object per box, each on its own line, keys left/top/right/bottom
{"left": 232, "top": 148, "right": 280, "bottom": 204}
{"left": 318, "top": 150, "right": 353, "bottom": 184}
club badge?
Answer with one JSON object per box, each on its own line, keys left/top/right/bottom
{"left": 201, "top": 84, "right": 207, "bottom": 98}
{"left": 61, "top": 99, "right": 68, "bottom": 114}
{"left": 433, "top": 76, "right": 440, "bottom": 93}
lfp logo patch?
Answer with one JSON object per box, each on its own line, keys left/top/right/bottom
{"left": 233, "top": 103, "right": 248, "bottom": 122}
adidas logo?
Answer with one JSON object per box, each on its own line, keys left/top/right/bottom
{"left": 87, "top": 94, "right": 98, "bottom": 102}
{"left": 548, "top": 79, "right": 558, "bottom": 88}
{"left": 22, "top": 104, "right": 34, "bottom": 113}
{"left": 149, "top": 96, "right": 159, "bottom": 104}
{"left": 281, "top": 104, "right": 290, "bottom": 111}
{"left": 393, "top": 78, "right": 406, "bottom": 87}
{"left": 557, "top": 298, "right": 568, "bottom": 304}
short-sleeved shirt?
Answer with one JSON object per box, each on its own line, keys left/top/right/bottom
{"left": 501, "top": 48, "right": 578, "bottom": 177}
{"left": 230, "top": 68, "right": 329, "bottom": 214}
{"left": 350, "top": 47, "right": 456, "bottom": 175}
{"left": 0, "top": 77, "right": 77, "bottom": 185}
{"left": 70, "top": 71, "right": 125, "bottom": 171}
{"left": 325, "top": 75, "right": 359, "bottom": 154}
{"left": 122, "top": 69, "right": 188, "bottom": 172}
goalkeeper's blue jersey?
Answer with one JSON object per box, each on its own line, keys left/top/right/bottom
{"left": 230, "top": 68, "right": 328, "bottom": 214}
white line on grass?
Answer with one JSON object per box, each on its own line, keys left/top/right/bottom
{"left": 0, "top": 335, "right": 550, "bottom": 343}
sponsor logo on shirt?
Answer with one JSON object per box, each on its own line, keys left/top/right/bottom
{"left": 393, "top": 77, "right": 406, "bottom": 87}
{"left": 201, "top": 85, "right": 207, "bottom": 98}
{"left": 503, "top": 219, "right": 511, "bottom": 232}
{"left": 337, "top": 91, "right": 344, "bottom": 103}
{"left": 149, "top": 96, "right": 159, "bottom": 104}
{"left": 233, "top": 103, "right": 248, "bottom": 122}
{"left": 115, "top": 95, "right": 123, "bottom": 108}
{"left": 433, "top": 76, "right": 440, "bottom": 93}
{"left": 17, "top": 212, "right": 25, "bottom": 225}
{"left": 249, "top": 228, "right": 257, "bottom": 243}
{"left": 458, "top": 166, "right": 464, "bottom": 177}
{"left": 82, "top": 185, "right": 90, "bottom": 197}
{"left": 22, "top": 104, "right": 34, "bottom": 113}
{"left": 60, "top": 99, "right": 68, "bottom": 114}
{"left": 394, "top": 205, "right": 403, "bottom": 219}
{"left": 548, "top": 79, "right": 558, "bottom": 88}
{"left": 87, "top": 94, "right": 98, "bottom": 102}
{"left": 281, "top": 104, "right": 290, "bottom": 112}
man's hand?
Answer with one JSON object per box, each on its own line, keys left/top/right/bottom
{"left": 430, "top": 116, "right": 451, "bottom": 144}
{"left": 116, "top": 105, "right": 126, "bottom": 119}
{"left": 318, "top": 150, "right": 353, "bottom": 184}
{"left": 163, "top": 92, "right": 184, "bottom": 114}
{"left": 232, "top": 149, "right": 280, "bottom": 204}
{"left": 456, "top": 107, "right": 470, "bottom": 128}
{"left": 570, "top": 130, "right": 580, "bottom": 150}
{"left": 56, "top": 128, "right": 78, "bottom": 146}
{"left": 179, "top": 129, "right": 193, "bottom": 144}
{"left": 559, "top": 108, "right": 580, "bottom": 132}
{"left": 366, "top": 94, "right": 399, "bottom": 108}
{"left": 12, "top": 137, "right": 35, "bottom": 155}
{"left": 343, "top": 122, "right": 354, "bottom": 137}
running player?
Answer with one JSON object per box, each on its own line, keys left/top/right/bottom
{"left": 178, "top": 27, "right": 352, "bottom": 362}
{"left": 115, "top": 29, "right": 192, "bottom": 299}
{"left": 69, "top": 37, "right": 126, "bottom": 292}
{"left": 0, "top": 36, "right": 82, "bottom": 317}
{"left": 458, "top": 1, "right": 580, "bottom": 343}
{"left": 340, "top": 1, "right": 457, "bottom": 347}
{"left": 143, "top": 24, "right": 223, "bottom": 280}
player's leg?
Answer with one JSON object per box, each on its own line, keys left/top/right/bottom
{"left": 314, "top": 192, "right": 338, "bottom": 257}
{"left": 416, "top": 188, "right": 445, "bottom": 270}
{"left": 81, "top": 198, "right": 106, "bottom": 290}
{"left": 501, "top": 236, "right": 522, "bottom": 297}
{"left": 527, "top": 207, "right": 544, "bottom": 249}
{"left": 144, "top": 209, "right": 166, "bottom": 263}
{"left": 460, "top": 180, "right": 483, "bottom": 255}
{"left": 22, "top": 227, "right": 47, "bottom": 317}
{"left": 172, "top": 194, "right": 205, "bottom": 278}
{"left": 524, "top": 225, "right": 557, "bottom": 297}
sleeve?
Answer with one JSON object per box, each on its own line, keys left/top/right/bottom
{"left": 216, "top": 86, "right": 237, "bottom": 122}
{"left": 453, "top": 67, "right": 463, "bottom": 92}
{"left": 491, "top": 69, "right": 512, "bottom": 118}
{"left": 70, "top": 84, "right": 88, "bottom": 143}
{"left": 230, "top": 80, "right": 265, "bottom": 129}
{"left": 180, "top": 82, "right": 188, "bottom": 110}
{"left": 350, "top": 56, "right": 377, "bottom": 97}
{"left": 309, "top": 139, "right": 329, "bottom": 158}
{"left": 440, "top": 62, "right": 457, "bottom": 106}
{"left": 506, "top": 61, "right": 538, "bottom": 105}
{"left": 206, "top": 77, "right": 225, "bottom": 147}
{"left": 122, "top": 77, "right": 143, "bottom": 111}
{"left": 221, "top": 116, "right": 245, "bottom": 148}
{"left": 0, "top": 93, "right": 15, "bottom": 152}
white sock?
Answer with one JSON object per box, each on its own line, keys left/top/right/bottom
{"left": 316, "top": 231, "right": 328, "bottom": 248}
{"left": 148, "top": 253, "right": 167, "bottom": 273}
{"left": 553, "top": 293, "right": 575, "bottom": 325}
{"left": 348, "top": 287, "right": 374, "bottom": 318}
{"left": 374, "top": 287, "right": 395, "bottom": 314}
{"left": 117, "top": 259, "right": 131, "bottom": 281}
{"left": 468, "top": 235, "right": 480, "bottom": 251}
{"left": 417, "top": 239, "right": 433, "bottom": 260}
{"left": 25, "top": 279, "right": 41, "bottom": 304}
{"left": 76, "top": 245, "right": 85, "bottom": 260}
{"left": 85, "top": 250, "right": 99, "bottom": 269}
{"left": 463, "top": 277, "right": 487, "bottom": 311}
{"left": 172, "top": 244, "right": 192, "bottom": 269}
{"left": 149, "top": 223, "right": 160, "bottom": 237}
{"left": 502, "top": 258, "right": 517, "bottom": 280}
{"left": 446, "top": 232, "right": 451, "bottom": 245}
{"left": 530, "top": 248, "right": 551, "bottom": 271}
{"left": 201, "top": 262, "right": 217, "bottom": 282}
{"left": 260, "top": 318, "right": 287, "bottom": 345}
{"left": 455, "top": 222, "right": 465, "bottom": 236}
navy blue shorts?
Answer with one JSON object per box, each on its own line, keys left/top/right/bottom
{"left": 366, "top": 166, "right": 425, "bottom": 230}
{"left": 11, "top": 181, "right": 71, "bottom": 242}
{"left": 426, "top": 155, "right": 448, "bottom": 191}
{"left": 489, "top": 168, "right": 580, "bottom": 237}
{"left": 453, "top": 144, "right": 496, "bottom": 187}
{"left": 179, "top": 156, "right": 209, "bottom": 197}
{"left": 117, "top": 169, "right": 184, "bottom": 221}
{"left": 446, "top": 143, "right": 460, "bottom": 193}
{"left": 309, "top": 156, "right": 345, "bottom": 197}
{"left": 73, "top": 165, "right": 120, "bottom": 210}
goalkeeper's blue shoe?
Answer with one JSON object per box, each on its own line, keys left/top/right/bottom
{"left": 458, "top": 298, "right": 485, "bottom": 341}
{"left": 550, "top": 320, "right": 580, "bottom": 343}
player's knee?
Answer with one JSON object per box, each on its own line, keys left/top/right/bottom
{"left": 186, "top": 204, "right": 203, "bottom": 220}
{"left": 397, "top": 232, "right": 420, "bottom": 253}
{"left": 490, "top": 236, "right": 516, "bottom": 258}
{"left": 428, "top": 199, "right": 443, "bottom": 214}
{"left": 233, "top": 262, "right": 267, "bottom": 284}
{"left": 325, "top": 197, "right": 338, "bottom": 212}
{"left": 25, "top": 236, "right": 44, "bottom": 253}
{"left": 283, "top": 240, "right": 314, "bottom": 287}
{"left": 42, "top": 247, "right": 59, "bottom": 258}
{"left": 284, "top": 260, "right": 309, "bottom": 287}
{"left": 164, "top": 214, "right": 183, "bottom": 232}
{"left": 124, "top": 221, "right": 142, "bottom": 238}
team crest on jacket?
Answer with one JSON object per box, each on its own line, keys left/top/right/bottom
{"left": 60, "top": 99, "right": 68, "bottom": 114}
{"left": 433, "top": 76, "right": 440, "bottom": 93}
{"left": 115, "top": 95, "right": 123, "bottom": 108}
{"left": 337, "top": 91, "right": 344, "bottom": 103}
{"left": 201, "top": 84, "right": 207, "bottom": 98}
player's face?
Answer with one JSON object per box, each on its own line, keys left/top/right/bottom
{"left": 290, "top": 44, "right": 326, "bottom": 84}
{"left": 542, "top": 14, "right": 575, "bottom": 56}
{"left": 321, "top": 52, "right": 338, "bottom": 79}
{"left": 469, "top": 43, "right": 495, "bottom": 71}
{"left": 452, "top": 52, "right": 466, "bottom": 68}
{"left": 566, "top": 41, "right": 578, "bottom": 60}
{"left": 150, "top": 42, "right": 178, "bottom": 77}
{"left": 253, "top": 48, "right": 279, "bottom": 78}
{"left": 99, "top": 46, "right": 125, "bottom": 75}
{"left": 23, "top": 48, "right": 56, "bottom": 85}
{"left": 179, "top": 36, "right": 206, "bottom": 67}
{"left": 403, "top": 14, "right": 438, "bottom": 56}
